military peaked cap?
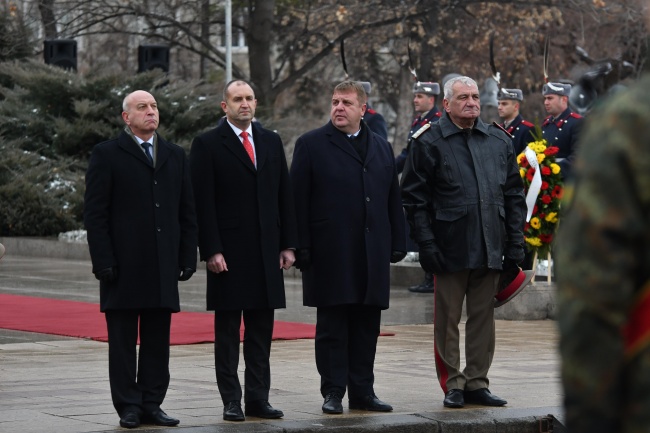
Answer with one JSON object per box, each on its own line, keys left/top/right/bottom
{"left": 542, "top": 82, "right": 571, "bottom": 97}
{"left": 497, "top": 88, "right": 523, "bottom": 101}
{"left": 413, "top": 81, "right": 440, "bottom": 95}
{"left": 359, "top": 81, "right": 372, "bottom": 94}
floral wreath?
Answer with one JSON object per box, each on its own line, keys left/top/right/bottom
{"left": 517, "top": 127, "right": 563, "bottom": 259}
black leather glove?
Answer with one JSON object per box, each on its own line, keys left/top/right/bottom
{"left": 390, "top": 250, "right": 407, "bottom": 263}
{"left": 418, "top": 240, "right": 445, "bottom": 274}
{"left": 294, "top": 249, "right": 311, "bottom": 271}
{"left": 499, "top": 257, "right": 521, "bottom": 292}
{"left": 94, "top": 266, "right": 117, "bottom": 282}
{"left": 178, "top": 267, "right": 195, "bottom": 281}
{"left": 502, "top": 256, "right": 520, "bottom": 272}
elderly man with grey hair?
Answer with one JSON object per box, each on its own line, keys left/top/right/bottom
{"left": 401, "top": 76, "right": 526, "bottom": 409}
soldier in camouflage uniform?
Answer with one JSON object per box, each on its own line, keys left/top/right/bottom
{"left": 555, "top": 74, "right": 650, "bottom": 433}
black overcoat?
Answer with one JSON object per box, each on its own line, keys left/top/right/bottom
{"left": 290, "top": 121, "right": 406, "bottom": 310}
{"left": 84, "top": 130, "right": 198, "bottom": 312}
{"left": 189, "top": 121, "right": 298, "bottom": 311}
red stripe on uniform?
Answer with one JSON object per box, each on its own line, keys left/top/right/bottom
{"left": 623, "top": 282, "right": 650, "bottom": 358}
{"left": 433, "top": 275, "right": 449, "bottom": 393}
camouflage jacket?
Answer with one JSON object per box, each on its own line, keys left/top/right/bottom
{"left": 555, "top": 74, "right": 650, "bottom": 433}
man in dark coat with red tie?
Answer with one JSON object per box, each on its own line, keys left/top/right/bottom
{"left": 290, "top": 80, "right": 406, "bottom": 415}
{"left": 84, "top": 90, "right": 198, "bottom": 429}
{"left": 189, "top": 79, "right": 298, "bottom": 422}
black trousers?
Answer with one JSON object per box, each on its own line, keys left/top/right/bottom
{"left": 315, "top": 305, "right": 381, "bottom": 400}
{"left": 214, "top": 309, "right": 274, "bottom": 404}
{"left": 105, "top": 309, "right": 172, "bottom": 416}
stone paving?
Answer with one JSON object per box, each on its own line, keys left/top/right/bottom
{"left": 0, "top": 247, "right": 563, "bottom": 432}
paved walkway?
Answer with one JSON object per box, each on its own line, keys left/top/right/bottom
{"left": 0, "top": 254, "right": 563, "bottom": 432}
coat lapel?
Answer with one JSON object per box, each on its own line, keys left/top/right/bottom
{"left": 220, "top": 122, "right": 257, "bottom": 173}
{"left": 326, "top": 121, "right": 362, "bottom": 163}
{"left": 154, "top": 134, "right": 172, "bottom": 172}
{"left": 117, "top": 130, "right": 153, "bottom": 168}
{"left": 252, "top": 123, "right": 268, "bottom": 172}
{"left": 364, "top": 130, "right": 377, "bottom": 165}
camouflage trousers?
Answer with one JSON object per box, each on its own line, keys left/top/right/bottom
{"left": 559, "top": 290, "right": 650, "bottom": 433}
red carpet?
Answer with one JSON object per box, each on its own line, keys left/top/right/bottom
{"left": 0, "top": 293, "right": 319, "bottom": 345}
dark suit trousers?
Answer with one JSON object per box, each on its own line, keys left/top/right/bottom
{"left": 214, "top": 309, "right": 274, "bottom": 403}
{"left": 105, "top": 309, "right": 172, "bottom": 416}
{"left": 315, "top": 305, "right": 381, "bottom": 399}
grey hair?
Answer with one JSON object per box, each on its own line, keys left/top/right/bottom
{"left": 443, "top": 76, "right": 478, "bottom": 99}
{"left": 122, "top": 94, "right": 131, "bottom": 112}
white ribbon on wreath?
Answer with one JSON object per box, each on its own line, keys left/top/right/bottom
{"left": 524, "top": 146, "right": 542, "bottom": 222}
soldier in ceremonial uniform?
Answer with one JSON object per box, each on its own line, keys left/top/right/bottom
{"left": 395, "top": 82, "right": 441, "bottom": 174}
{"left": 555, "top": 73, "right": 650, "bottom": 433}
{"left": 541, "top": 82, "right": 583, "bottom": 180}
{"left": 497, "top": 88, "right": 535, "bottom": 155}
{"left": 396, "top": 82, "right": 442, "bottom": 293}
{"left": 359, "top": 82, "right": 388, "bottom": 140}
{"left": 498, "top": 88, "right": 537, "bottom": 271}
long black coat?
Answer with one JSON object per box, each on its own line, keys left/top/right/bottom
{"left": 84, "top": 130, "right": 198, "bottom": 312}
{"left": 189, "top": 121, "right": 298, "bottom": 311}
{"left": 290, "top": 121, "right": 406, "bottom": 310}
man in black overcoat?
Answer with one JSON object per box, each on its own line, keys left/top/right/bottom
{"left": 84, "top": 90, "right": 198, "bottom": 429}
{"left": 189, "top": 80, "right": 298, "bottom": 422}
{"left": 290, "top": 81, "right": 406, "bottom": 415}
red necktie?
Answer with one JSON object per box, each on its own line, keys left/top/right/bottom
{"left": 240, "top": 131, "right": 255, "bottom": 165}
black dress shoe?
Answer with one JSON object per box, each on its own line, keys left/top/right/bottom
{"left": 119, "top": 410, "right": 141, "bottom": 429}
{"left": 143, "top": 409, "right": 179, "bottom": 426}
{"left": 223, "top": 401, "right": 245, "bottom": 421}
{"left": 443, "top": 389, "right": 464, "bottom": 408}
{"left": 245, "top": 400, "right": 284, "bottom": 419}
{"left": 408, "top": 273, "right": 434, "bottom": 293}
{"left": 408, "top": 281, "right": 434, "bottom": 293}
{"left": 349, "top": 394, "right": 393, "bottom": 411}
{"left": 464, "top": 388, "right": 507, "bottom": 406}
{"left": 322, "top": 391, "right": 343, "bottom": 414}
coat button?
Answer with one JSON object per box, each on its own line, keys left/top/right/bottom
{"left": 363, "top": 167, "right": 368, "bottom": 172}
{"left": 154, "top": 180, "right": 158, "bottom": 185}
{"left": 365, "top": 227, "right": 370, "bottom": 233}
{"left": 366, "top": 197, "right": 371, "bottom": 202}
{"left": 155, "top": 203, "right": 160, "bottom": 208}
{"left": 157, "top": 227, "right": 162, "bottom": 232}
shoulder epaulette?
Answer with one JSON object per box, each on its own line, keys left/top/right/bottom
{"left": 491, "top": 121, "right": 514, "bottom": 139}
{"left": 521, "top": 119, "right": 535, "bottom": 127}
{"left": 411, "top": 122, "right": 431, "bottom": 140}
{"left": 569, "top": 112, "right": 583, "bottom": 119}
{"left": 366, "top": 108, "right": 377, "bottom": 115}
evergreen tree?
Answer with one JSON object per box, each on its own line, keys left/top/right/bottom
{"left": 0, "top": 60, "right": 221, "bottom": 236}
{"left": 0, "top": 3, "right": 32, "bottom": 62}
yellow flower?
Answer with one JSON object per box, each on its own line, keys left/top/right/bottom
{"left": 520, "top": 168, "right": 526, "bottom": 178}
{"left": 529, "top": 141, "right": 547, "bottom": 154}
{"left": 517, "top": 153, "right": 526, "bottom": 164}
{"left": 537, "top": 153, "right": 546, "bottom": 164}
{"left": 551, "top": 163, "right": 561, "bottom": 175}
{"left": 526, "top": 237, "right": 542, "bottom": 247}
{"left": 530, "top": 217, "right": 541, "bottom": 229}
{"left": 545, "top": 212, "right": 558, "bottom": 223}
